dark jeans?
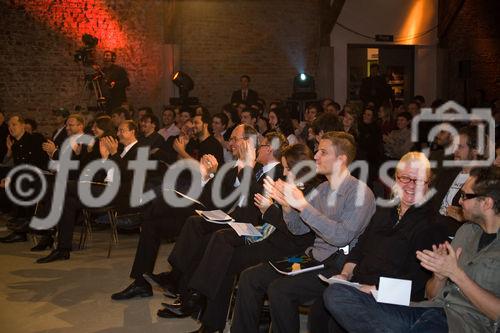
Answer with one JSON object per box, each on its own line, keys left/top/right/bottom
{"left": 231, "top": 251, "right": 346, "bottom": 333}
{"left": 324, "top": 284, "right": 448, "bottom": 333}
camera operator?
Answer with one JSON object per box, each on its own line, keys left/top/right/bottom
{"left": 99, "top": 51, "right": 130, "bottom": 112}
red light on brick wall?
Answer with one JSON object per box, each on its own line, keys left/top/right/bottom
{"left": 13, "top": 0, "right": 127, "bottom": 50}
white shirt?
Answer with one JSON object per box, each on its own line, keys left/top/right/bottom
{"left": 105, "top": 140, "right": 138, "bottom": 182}
{"left": 439, "top": 172, "right": 469, "bottom": 216}
{"left": 158, "top": 124, "right": 180, "bottom": 141}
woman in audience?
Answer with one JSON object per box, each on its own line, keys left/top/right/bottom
{"left": 296, "top": 103, "right": 320, "bottom": 143}
{"left": 377, "top": 102, "right": 395, "bottom": 135}
{"left": 269, "top": 107, "right": 299, "bottom": 144}
{"left": 383, "top": 111, "right": 413, "bottom": 160}
{"left": 340, "top": 108, "right": 358, "bottom": 140}
{"left": 221, "top": 103, "right": 240, "bottom": 136}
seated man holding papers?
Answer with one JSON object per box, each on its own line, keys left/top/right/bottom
{"left": 111, "top": 126, "right": 283, "bottom": 301}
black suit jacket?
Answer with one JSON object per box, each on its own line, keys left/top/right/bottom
{"left": 230, "top": 89, "right": 259, "bottom": 106}
{"left": 199, "top": 162, "right": 283, "bottom": 225}
{"left": 109, "top": 142, "right": 140, "bottom": 212}
{"left": 52, "top": 127, "right": 68, "bottom": 150}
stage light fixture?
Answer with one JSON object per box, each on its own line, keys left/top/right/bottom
{"left": 292, "top": 73, "right": 316, "bottom": 100}
{"left": 170, "top": 71, "right": 198, "bottom": 106}
{"left": 172, "top": 71, "right": 194, "bottom": 99}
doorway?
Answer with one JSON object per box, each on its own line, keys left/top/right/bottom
{"left": 347, "top": 44, "right": 415, "bottom": 104}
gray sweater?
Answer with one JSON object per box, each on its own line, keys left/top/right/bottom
{"left": 283, "top": 173, "right": 376, "bottom": 262}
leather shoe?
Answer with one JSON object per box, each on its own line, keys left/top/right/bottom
{"left": 162, "top": 291, "right": 205, "bottom": 319}
{"left": 0, "top": 232, "right": 27, "bottom": 243}
{"left": 36, "top": 249, "right": 70, "bottom": 263}
{"left": 30, "top": 236, "right": 54, "bottom": 251}
{"left": 143, "top": 272, "right": 178, "bottom": 298}
{"left": 111, "top": 281, "right": 153, "bottom": 300}
{"left": 157, "top": 306, "right": 190, "bottom": 319}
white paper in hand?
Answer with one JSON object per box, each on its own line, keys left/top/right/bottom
{"left": 371, "top": 277, "right": 412, "bottom": 306}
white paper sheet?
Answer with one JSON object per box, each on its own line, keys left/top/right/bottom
{"left": 227, "top": 222, "right": 263, "bottom": 237}
{"left": 371, "top": 277, "right": 412, "bottom": 306}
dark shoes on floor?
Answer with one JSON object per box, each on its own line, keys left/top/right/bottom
{"left": 111, "top": 280, "right": 153, "bottom": 300}
{"left": 0, "top": 232, "right": 27, "bottom": 243}
{"left": 36, "top": 249, "right": 70, "bottom": 263}
{"left": 159, "top": 291, "right": 205, "bottom": 319}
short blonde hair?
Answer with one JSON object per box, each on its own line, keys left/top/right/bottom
{"left": 396, "top": 151, "right": 431, "bottom": 180}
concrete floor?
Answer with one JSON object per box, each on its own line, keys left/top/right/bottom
{"left": 0, "top": 216, "right": 309, "bottom": 333}
{"left": 0, "top": 218, "right": 201, "bottom": 333}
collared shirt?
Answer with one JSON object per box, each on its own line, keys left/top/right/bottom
{"left": 105, "top": 140, "right": 137, "bottom": 182}
{"left": 415, "top": 223, "right": 499, "bottom": 333}
{"left": 283, "top": 172, "right": 376, "bottom": 262}
{"left": 158, "top": 124, "right": 180, "bottom": 141}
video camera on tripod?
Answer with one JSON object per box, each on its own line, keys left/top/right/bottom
{"left": 74, "top": 34, "right": 107, "bottom": 111}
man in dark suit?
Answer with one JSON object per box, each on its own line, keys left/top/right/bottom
{"left": 0, "top": 115, "right": 48, "bottom": 243}
{"left": 35, "top": 120, "right": 140, "bottom": 263}
{"left": 51, "top": 108, "right": 69, "bottom": 149}
{"left": 230, "top": 75, "right": 259, "bottom": 106}
{"left": 110, "top": 125, "right": 281, "bottom": 303}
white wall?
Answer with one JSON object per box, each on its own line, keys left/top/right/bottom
{"left": 331, "top": 0, "right": 438, "bottom": 105}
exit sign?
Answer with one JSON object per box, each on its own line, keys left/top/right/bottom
{"left": 375, "top": 34, "right": 394, "bottom": 42}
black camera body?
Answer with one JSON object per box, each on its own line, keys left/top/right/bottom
{"left": 74, "top": 34, "right": 98, "bottom": 66}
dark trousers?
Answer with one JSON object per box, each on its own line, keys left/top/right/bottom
{"left": 168, "top": 216, "right": 229, "bottom": 295}
{"left": 189, "top": 229, "right": 314, "bottom": 331}
{"left": 231, "top": 251, "right": 346, "bottom": 333}
{"left": 129, "top": 203, "right": 193, "bottom": 279}
{"left": 324, "top": 284, "right": 448, "bottom": 333}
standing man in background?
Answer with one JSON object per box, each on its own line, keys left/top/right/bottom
{"left": 231, "top": 75, "right": 259, "bottom": 106}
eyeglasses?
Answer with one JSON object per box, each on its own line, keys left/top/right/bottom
{"left": 258, "top": 144, "right": 270, "bottom": 149}
{"left": 459, "top": 191, "right": 482, "bottom": 201}
{"left": 396, "top": 175, "right": 428, "bottom": 185}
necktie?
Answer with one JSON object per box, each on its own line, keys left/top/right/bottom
{"left": 255, "top": 168, "right": 264, "bottom": 181}
{"left": 242, "top": 90, "right": 247, "bottom": 100}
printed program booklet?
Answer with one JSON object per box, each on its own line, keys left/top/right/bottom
{"left": 269, "top": 254, "right": 324, "bottom": 276}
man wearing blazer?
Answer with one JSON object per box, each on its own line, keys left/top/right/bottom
{"left": 230, "top": 75, "right": 259, "bottom": 106}
{"left": 35, "top": 120, "right": 140, "bottom": 263}
{"left": 51, "top": 108, "right": 69, "bottom": 149}
{"left": 110, "top": 126, "right": 284, "bottom": 304}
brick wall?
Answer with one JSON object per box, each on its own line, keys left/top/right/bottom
{"left": 439, "top": 0, "right": 500, "bottom": 105}
{"left": 0, "top": 0, "right": 165, "bottom": 135}
{"left": 1, "top": 0, "right": 321, "bottom": 135}
{"left": 174, "top": 0, "right": 321, "bottom": 113}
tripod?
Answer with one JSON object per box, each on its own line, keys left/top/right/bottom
{"left": 79, "top": 65, "right": 107, "bottom": 112}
